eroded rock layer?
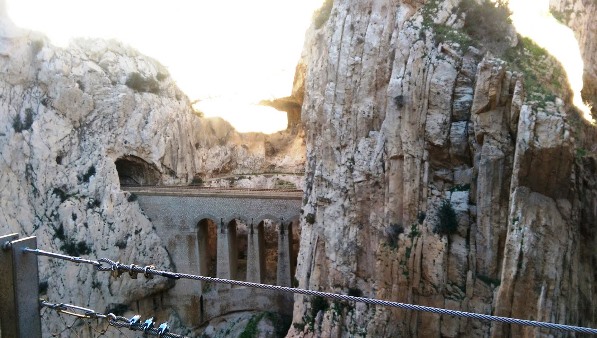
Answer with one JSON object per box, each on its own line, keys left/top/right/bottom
{"left": 290, "top": 0, "right": 596, "bottom": 337}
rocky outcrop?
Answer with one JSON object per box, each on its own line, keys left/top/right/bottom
{"left": 0, "top": 8, "right": 305, "bottom": 336}
{"left": 289, "top": 0, "right": 596, "bottom": 337}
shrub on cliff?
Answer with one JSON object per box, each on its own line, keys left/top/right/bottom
{"left": 385, "top": 223, "right": 404, "bottom": 249}
{"left": 462, "top": 0, "right": 512, "bottom": 54}
{"left": 313, "top": 0, "right": 333, "bottom": 29}
{"left": 434, "top": 199, "right": 458, "bottom": 235}
{"left": 125, "top": 72, "right": 160, "bottom": 94}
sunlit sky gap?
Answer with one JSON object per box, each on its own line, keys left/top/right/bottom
{"left": 6, "top": 1, "right": 592, "bottom": 129}
{"left": 6, "top": 0, "right": 323, "bottom": 133}
{"left": 508, "top": 0, "right": 593, "bottom": 122}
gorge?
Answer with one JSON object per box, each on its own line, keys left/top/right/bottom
{"left": 1, "top": 0, "right": 596, "bottom": 337}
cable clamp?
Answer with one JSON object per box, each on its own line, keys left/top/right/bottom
{"left": 142, "top": 317, "right": 155, "bottom": 332}
{"left": 129, "top": 314, "right": 141, "bottom": 328}
{"left": 111, "top": 261, "right": 124, "bottom": 278}
{"left": 144, "top": 265, "right": 155, "bottom": 279}
{"left": 158, "top": 322, "right": 170, "bottom": 336}
{"left": 129, "top": 264, "right": 139, "bottom": 279}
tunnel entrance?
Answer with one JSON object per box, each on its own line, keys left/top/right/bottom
{"left": 115, "top": 155, "right": 161, "bottom": 186}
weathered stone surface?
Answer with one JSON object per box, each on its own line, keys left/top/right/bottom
{"left": 289, "top": 0, "right": 596, "bottom": 337}
{"left": 0, "top": 6, "right": 305, "bottom": 336}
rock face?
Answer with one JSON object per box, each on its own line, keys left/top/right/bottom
{"left": 0, "top": 9, "right": 305, "bottom": 337}
{"left": 289, "top": 0, "right": 596, "bottom": 337}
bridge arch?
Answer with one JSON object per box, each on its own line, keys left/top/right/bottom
{"left": 115, "top": 155, "right": 161, "bottom": 186}
{"left": 192, "top": 214, "right": 220, "bottom": 229}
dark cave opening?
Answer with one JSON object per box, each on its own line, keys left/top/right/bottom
{"left": 115, "top": 155, "right": 161, "bottom": 186}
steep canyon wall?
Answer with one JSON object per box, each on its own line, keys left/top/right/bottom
{"left": 290, "top": 0, "right": 596, "bottom": 337}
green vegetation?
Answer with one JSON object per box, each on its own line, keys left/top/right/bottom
{"left": 434, "top": 199, "right": 458, "bottom": 236}
{"left": 408, "top": 223, "right": 421, "bottom": 239}
{"left": 385, "top": 223, "right": 404, "bottom": 249}
{"left": 431, "top": 24, "right": 474, "bottom": 51}
{"left": 79, "top": 165, "right": 96, "bottom": 183}
{"left": 420, "top": 0, "right": 510, "bottom": 52}
{"left": 293, "top": 295, "right": 330, "bottom": 332}
{"left": 292, "top": 321, "right": 306, "bottom": 332}
{"left": 313, "top": 0, "right": 333, "bottom": 29}
{"left": 274, "top": 179, "right": 297, "bottom": 189}
{"left": 504, "top": 37, "right": 568, "bottom": 103}
{"left": 239, "top": 313, "right": 265, "bottom": 338}
{"left": 305, "top": 213, "right": 316, "bottom": 224}
{"left": 52, "top": 188, "right": 69, "bottom": 203}
{"left": 53, "top": 223, "right": 66, "bottom": 240}
{"left": 12, "top": 108, "right": 34, "bottom": 133}
{"left": 576, "top": 147, "right": 588, "bottom": 158}
{"left": 263, "top": 312, "right": 292, "bottom": 338}
{"left": 60, "top": 239, "right": 92, "bottom": 256}
{"left": 310, "top": 296, "right": 329, "bottom": 318}
{"left": 550, "top": 8, "right": 573, "bottom": 24}
{"left": 461, "top": 0, "right": 511, "bottom": 53}
{"left": 125, "top": 72, "right": 160, "bottom": 94}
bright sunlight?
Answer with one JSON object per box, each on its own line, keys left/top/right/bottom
{"left": 5, "top": 0, "right": 323, "bottom": 133}
{"left": 509, "top": 0, "right": 594, "bottom": 123}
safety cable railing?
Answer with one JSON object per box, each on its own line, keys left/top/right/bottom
{"left": 41, "top": 301, "right": 186, "bottom": 338}
{"left": 22, "top": 247, "right": 597, "bottom": 335}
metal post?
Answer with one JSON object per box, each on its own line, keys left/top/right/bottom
{"left": 0, "top": 234, "right": 42, "bottom": 338}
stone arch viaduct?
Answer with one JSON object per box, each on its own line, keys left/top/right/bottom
{"left": 124, "top": 186, "right": 303, "bottom": 326}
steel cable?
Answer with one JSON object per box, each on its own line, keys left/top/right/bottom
{"left": 41, "top": 301, "right": 187, "bottom": 338}
{"left": 28, "top": 248, "right": 597, "bottom": 335}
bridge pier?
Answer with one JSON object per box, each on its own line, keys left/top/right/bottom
{"left": 277, "top": 220, "right": 293, "bottom": 287}
{"left": 246, "top": 220, "right": 265, "bottom": 283}
{"left": 216, "top": 219, "right": 237, "bottom": 286}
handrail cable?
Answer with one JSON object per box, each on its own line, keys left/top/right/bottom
{"left": 40, "top": 300, "right": 187, "bottom": 338}
{"left": 25, "top": 248, "right": 597, "bottom": 335}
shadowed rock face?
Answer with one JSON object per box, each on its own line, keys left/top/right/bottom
{"left": 289, "top": 0, "right": 596, "bottom": 337}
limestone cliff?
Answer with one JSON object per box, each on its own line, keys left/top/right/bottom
{"left": 290, "top": 0, "right": 596, "bottom": 337}
{"left": 0, "top": 8, "right": 304, "bottom": 336}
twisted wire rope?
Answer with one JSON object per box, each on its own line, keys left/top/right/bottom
{"left": 26, "top": 248, "right": 597, "bottom": 335}
{"left": 40, "top": 301, "right": 186, "bottom": 338}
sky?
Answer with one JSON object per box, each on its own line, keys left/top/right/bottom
{"left": 5, "top": 0, "right": 323, "bottom": 133}
{"left": 6, "top": 0, "right": 592, "bottom": 131}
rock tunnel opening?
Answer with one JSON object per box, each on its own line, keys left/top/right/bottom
{"left": 115, "top": 155, "right": 161, "bottom": 186}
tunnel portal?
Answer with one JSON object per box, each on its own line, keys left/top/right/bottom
{"left": 115, "top": 155, "right": 161, "bottom": 186}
